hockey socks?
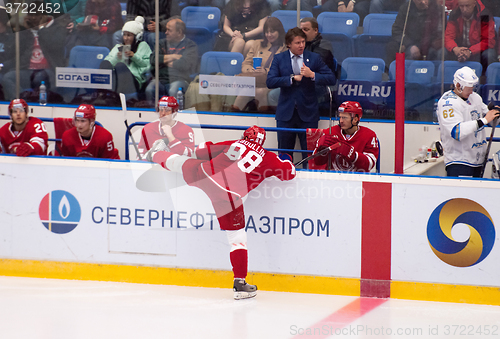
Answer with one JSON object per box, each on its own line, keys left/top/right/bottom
{"left": 230, "top": 249, "right": 248, "bottom": 279}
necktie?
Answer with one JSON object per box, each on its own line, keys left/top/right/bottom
{"left": 292, "top": 55, "right": 301, "bottom": 75}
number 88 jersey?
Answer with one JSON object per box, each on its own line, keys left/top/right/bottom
{"left": 194, "top": 139, "right": 296, "bottom": 198}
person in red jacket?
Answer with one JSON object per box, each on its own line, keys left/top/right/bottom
{"left": 145, "top": 125, "right": 296, "bottom": 300}
{"left": 0, "top": 99, "right": 48, "bottom": 156}
{"left": 137, "top": 96, "right": 194, "bottom": 159}
{"left": 444, "top": 0, "right": 497, "bottom": 73}
{"left": 61, "top": 104, "right": 120, "bottom": 159}
{"left": 313, "top": 101, "right": 379, "bottom": 172}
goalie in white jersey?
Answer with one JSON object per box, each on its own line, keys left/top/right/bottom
{"left": 437, "top": 66, "right": 500, "bottom": 177}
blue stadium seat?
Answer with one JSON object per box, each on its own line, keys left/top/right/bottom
{"left": 120, "top": 3, "right": 127, "bottom": 21}
{"left": 362, "top": 13, "right": 397, "bottom": 35}
{"left": 271, "top": 10, "right": 314, "bottom": 32}
{"left": 181, "top": 6, "right": 221, "bottom": 32}
{"left": 68, "top": 46, "right": 110, "bottom": 68}
{"left": 181, "top": 7, "right": 221, "bottom": 57}
{"left": 200, "top": 51, "right": 244, "bottom": 75}
{"left": 341, "top": 57, "right": 385, "bottom": 81}
{"left": 435, "top": 60, "right": 482, "bottom": 84}
{"left": 486, "top": 62, "right": 500, "bottom": 84}
{"left": 354, "top": 35, "right": 391, "bottom": 59}
{"left": 321, "top": 33, "right": 353, "bottom": 64}
{"left": 389, "top": 60, "right": 435, "bottom": 84}
{"left": 317, "top": 12, "right": 359, "bottom": 37}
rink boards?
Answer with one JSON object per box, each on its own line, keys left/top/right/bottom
{"left": 0, "top": 155, "right": 499, "bottom": 305}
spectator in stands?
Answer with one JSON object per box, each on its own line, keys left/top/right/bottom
{"left": 321, "top": 0, "right": 371, "bottom": 25}
{"left": 100, "top": 16, "right": 152, "bottom": 96}
{"left": 312, "top": 101, "right": 379, "bottom": 172}
{"left": 1, "top": 2, "right": 67, "bottom": 101}
{"left": 268, "top": 18, "right": 336, "bottom": 110}
{"left": 113, "top": 0, "right": 181, "bottom": 49}
{"left": 68, "top": 0, "right": 123, "bottom": 49}
{"left": 0, "top": 99, "right": 48, "bottom": 156}
{"left": 386, "top": 0, "right": 443, "bottom": 65}
{"left": 444, "top": 0, "right": 497, "bottom": 73}
{"left": 214, "top": 0, "right": 270, "bottom": 55}
{"left": 300, "top": 17, "right": 335, "bottom": 72}
{"left": 281, "top": 0, "right": 316, "bottom": 13}
{"left": 47, "top": 0, "right": 88, "bottom": 32}
{"left": 138, "top": 96, "right": 194, "bottom": 159}
{"left": 145, "top": 17, "right": 198, "bottom": 103}
{"left": 266, "top": 27, "right": 336, "bottom": 164}
{"left": 370, "top": 0, "right": 408, "bottom": 14}
{"left": 61, "top": 104, "right": 120, "bottom": 159}
{"left": 232, "top": 17, "right": 287, "bottom": 112}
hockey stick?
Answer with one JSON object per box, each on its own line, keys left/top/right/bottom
{"left": 120, "top": 93, "right": 142, "bottom": 160}
{"left": 294, "top": 142, "right": 341, "bottom": 168}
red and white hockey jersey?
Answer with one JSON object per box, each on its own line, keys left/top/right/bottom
{"left": 0, "top": 117, "right": 48, "bottom": 155}
{"left": 61, "top": 125, "right": 120, "bottom": 159}
{"left": 190, "top": 139, "right": 296, "bottom": 198}
{"left": 138, "top": 120, "right": 194, "bottom": 158}
{"left": 313, "top": 125, "right": 379, "bottom": 172}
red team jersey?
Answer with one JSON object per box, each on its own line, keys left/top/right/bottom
{"left": 313, "top": 125, "right": 379, "bottom": 172}
{"left": 61, "top": 125, "right": 120, "bottom": 159}
{"left": 186, "top": 139, "right": 296, "bottom": 199}
{"left": 138, "top": 121, "right": 194, "bottom": 157}
{"left": 168, "top": 138, "right": 296, "bottom": 230}
{"left": 0, "top": 117, "right": 48, "bottom": 155}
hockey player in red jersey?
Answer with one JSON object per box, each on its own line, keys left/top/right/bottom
{"left": 313, "top": 101, "right": 379, "bottom": 172}
{"left": 146, "top": 125, "right": 296, "bottom": 300}
{"left": 0, "top": 99, "right": 48, "bottom": 156}
{"left": 138, "top": 96, "right": 194, "bottom": 159}
{"left": 61, "top": 104, "right": 120, "bottom": 159}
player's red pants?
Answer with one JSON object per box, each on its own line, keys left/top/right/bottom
{"left": 181, "top": 159, "right": 246, "bottom": 231}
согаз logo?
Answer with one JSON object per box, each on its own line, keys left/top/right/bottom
{"left": 427, "top": 198, "right": 495, "bottom": 267}
{"left": 39, "top": 190, "right": 81, "bottom": 234}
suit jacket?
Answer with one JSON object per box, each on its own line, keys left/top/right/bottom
{"left": 266, "top": 49, "right": 336, "bottom": 122}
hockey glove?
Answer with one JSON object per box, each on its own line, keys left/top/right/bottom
{"left": 278, "top": 153, "right": 292, "bottom": 162}
{"left": 337, "top": 141, "right": 357, "bottom": 162}
{"left": 145, "top": 138, "right": 170, "bottom": 162}
{"left": 16, "top": 143, "right": 35, "bottom": 157}
{"left": 318, "top": 134, "right": 339, "bottom": 147}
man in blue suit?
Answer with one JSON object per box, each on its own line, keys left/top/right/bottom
{"left": 266, "top": 27, "right": 336, "bottom": 164}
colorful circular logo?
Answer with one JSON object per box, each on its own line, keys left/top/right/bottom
{"left": 427, "top": 198, "right": 495, "bottom": 267}
{"left": 39, "top": 190, "right": 81, "bottom": 234}
{"left": 201, "top": 80, "right": 209, "bottom": 89}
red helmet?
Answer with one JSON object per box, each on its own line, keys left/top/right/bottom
{"left": 158, "top": 96, "right": 179, "bottom": 113}
{"left": 74, "top": 104, "right": 96, "bottom": 121}
{"left": 243, "top": 125, "right": 266, "bottom": 146}
{"left": 8, "top": 99, "right": 28, "bottom": 115}
{"left": 338, "top": 101, "right": 363, "bottom": 119}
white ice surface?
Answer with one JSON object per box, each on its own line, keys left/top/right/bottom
{"left": 0, "top": 276, "right": 498, "bottom": 339}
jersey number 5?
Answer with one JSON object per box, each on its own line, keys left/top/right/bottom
{"left": 225, "top": 142, "right": 263, "bottom": 173}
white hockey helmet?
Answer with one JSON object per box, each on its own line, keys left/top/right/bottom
{"left": 453, "top": 66, "right": 479, "bottom": 90}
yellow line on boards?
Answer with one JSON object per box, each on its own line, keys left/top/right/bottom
{"left": 0, "top": 259, "right": 359, "bottom": 296}
{"left": 391, "top": 280, "right": 500, "bottom": 306}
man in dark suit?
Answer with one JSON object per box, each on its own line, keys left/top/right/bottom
{"left": 266, "top": 27, "right": 336, "bottom": 163}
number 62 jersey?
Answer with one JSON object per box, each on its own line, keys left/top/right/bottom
{"left": 192, "top": 139, "right": 296, "bottom": 198}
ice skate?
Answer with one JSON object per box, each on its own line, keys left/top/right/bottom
{"left": 144, "top": 138, "right": 170, "bottom": 162}
{"left": 233, "top": 278, "right": 257, "bottom": 300}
